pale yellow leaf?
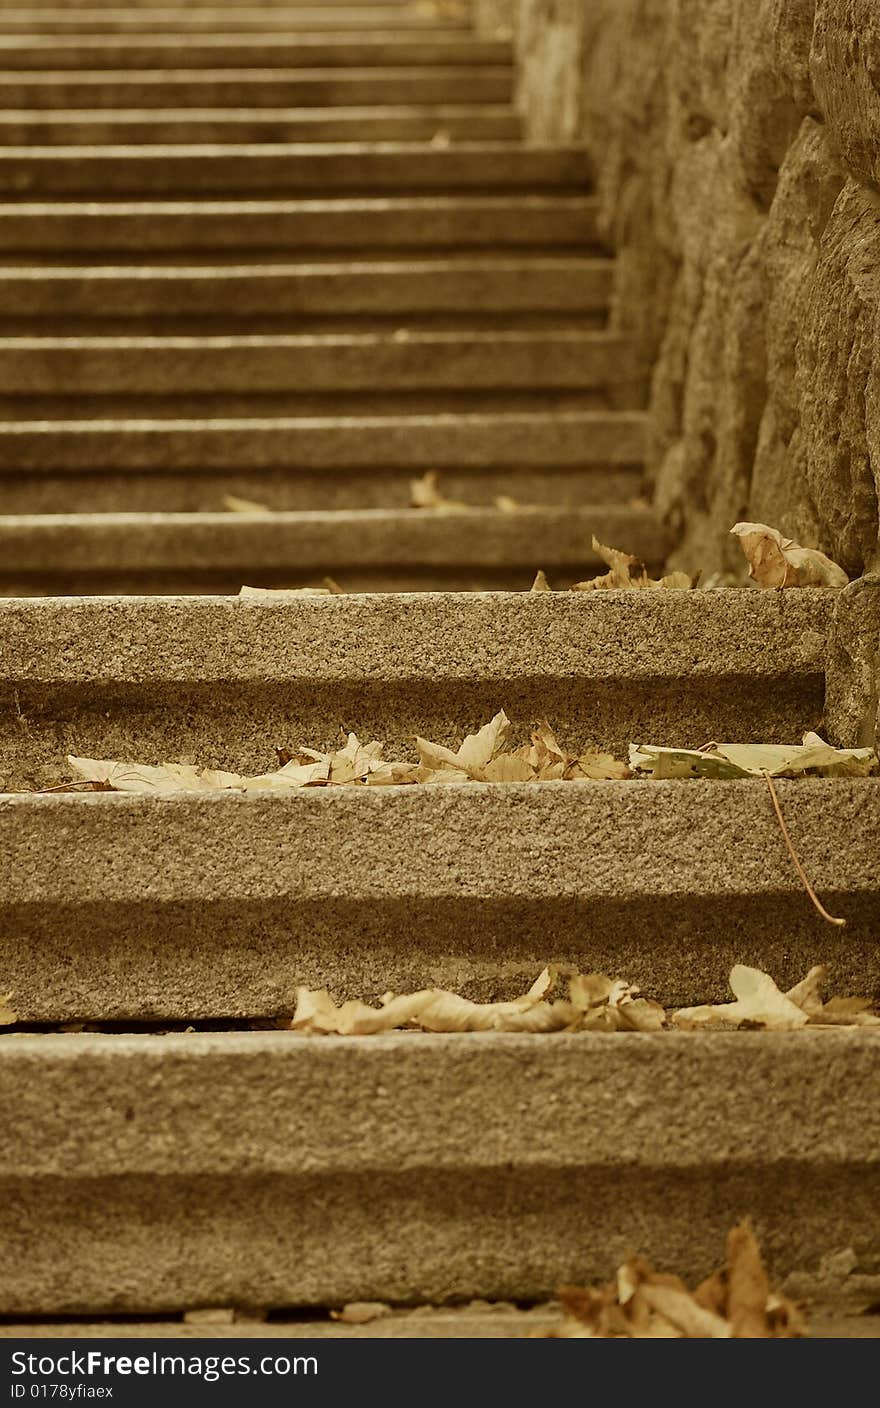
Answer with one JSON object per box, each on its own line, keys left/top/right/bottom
{"left": 222, "top": 494, "right": 272, "bottom": 515}
{"left": 239, "top": 584, "right": 335, "bottom": 599}
{"left": 639, "top": 1285, "right": 731, "bottom": 1339}
{"left": 530, "top": 569, "right": 552, "bottom": 592}
{"left": 410, "top": 470, "right": 468, "bottom": 513}
{"left": 731, "top": 522, "right": 848, "bottom": 589}
{"left": 672, "top": 964, "right": 809, "bottom": 1030}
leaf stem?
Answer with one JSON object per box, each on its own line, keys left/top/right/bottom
{"left": 763, "top": 772, "right": 846, "bottom": 926}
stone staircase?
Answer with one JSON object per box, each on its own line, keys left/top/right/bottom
{"left": 0, "top": 0, "right": 878, "bottom": 1334}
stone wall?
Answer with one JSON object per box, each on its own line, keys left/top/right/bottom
{"left": 514, "top": 0, "right": 880, "bottom": 579}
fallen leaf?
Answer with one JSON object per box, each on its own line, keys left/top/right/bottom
{"left": 222, "top": 494, "right": 272, "bottom": 515}
{"left": 330, "top": 1302, "right": 392, "bottom": 1325}
{"left": 415, "top": 710, "right": 511, "bottom": 781}
{"left": 410, "top": 470, "right": 469, "bottom": 513}
{"left": 239, "top": 579, "right": 343, "bottom": 599}
{"left": 731, "top": 522, "right": 848, "bottom": 589}
{"left": 573, "top": 538, "right": 695, "bottom": 591}
{"left": 629, "top": 734, "right": 876, "bottom": 780}
{"left": 0, "top": 991, "right": 17, "bottom": 1026}
{"left": 671, "top": 964, "right": 809, "bottom": 1030}
{"left": 726, "top": 1220, "right": 771, "bottom": 1338}
{"left": 66, "top": 754, "right": 331, "bottom": 794}
{"left": 530, "top": 569, "right": 552, "bottom": 592}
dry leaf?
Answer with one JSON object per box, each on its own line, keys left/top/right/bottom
{"left": 239, "top": 579, "right": 343, "bottom": 599}
{"left": 222, "top": 494, "right": 272, "bottom": 515}
{"left": 530, "top": 570, "right": 552, "bottom": 592}
{"left": 66, "top": 755, "right": 331, "bottom": 794}
{"left": 539, "top": 1220, "right": 805, "bottom": 1338}
{"left": 291, "top": 966, "right": 666, "bottom": 1036}
{"left": 672, "top": 964, "right": 810, "bottom": 1030}
{"left": 0, "top": 990, "right": 17, "bottom": 1026}
{"left": 410, "top": 470, "right": 469, "bottom": 513}
{"left": 731, "top": 522, "right": 848, "bottom": 589}
{"left": 726, "top": 1221, "right": 771, "bottom": 1338}
{"left": 573, "top": 538, "right": 694, "bottom": 591}
{"left": 415, "top": 710, "right": 511, "bottom": 781}
{"left": 629, "top": 733, "right": 876, "bottom": 780}
{"left": 671, "top": 962, "right": 880, "bottom": 1031}
{"left": 330, "top": 1302, "right": 392, "bottom": 1325}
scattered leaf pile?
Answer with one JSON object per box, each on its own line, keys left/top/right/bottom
{"left": 538, "top": 1221, "right": 806, "bottom": 1338}
{"left": 409, "top": 470, "right": 523, "bottom": 515}
{"left": 53, "top": 716, "right": 875, "bottom": 797}
{"left": 289, "top": 962, "right": 879, "bottom": 1036}
{"left": 731, "top": 522, "right": 849, "bottom": 589}
{"left": 59, "top": 714, "right": 631, "bottom": 795}
{"left": 630, "top": 733, "right": 876, "bottom": 779}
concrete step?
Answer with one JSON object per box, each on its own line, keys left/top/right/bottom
{"left": 0, "top": 195, "right": 600, "bottom": 254}
{"left": 0, "top": 504, "right": 665, "bottom": 593}
{"left": 0, "top": 258, "right": 612, "bottom": 329}
{"left": 0, "top": 68, "right": 514, "bottom": 109}
{"left": 0, "top": 34, "right": 508, "bottom": 70}
{"left": 0, "top": 8, "right": 472, "bottom": 33}
{"left": 1, "top": 1029, "right": 877, "bottom": 1313}
{"left": 0, "top": 410, "right": 645, "bottom": 513}
{"left": 2, "top": 776, "right": 877, "bottom": 1019}
{"left": 0, "top": 588, "right": 833, "bottom": 784}
{"left": 0, "top": 104, "right": 521, "bottom": 144}
{"left": 0, "top": 143, "right": 581, "bottom": 197}
{"left": 0, "top": 330, "right": 633, "bottom": 396}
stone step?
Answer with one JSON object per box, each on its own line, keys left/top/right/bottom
{"left": 2, "top": 776, "right": 876, "bottom": 1019}
{"left": 0, "top": 7, "right": 472, "bottom": 33}
{"left": 1, "top": 1029, "right": 876, "bottom": 1313}
{"left": 0, "top": 103, "right": 521, "bottom": 144}
{"left": 0, "top": 67, "right": 514, "bottom": 109}
{"left": 0, "top": 330, "right": 633, "bottom": 396}
{"left": 0, "top": 588, "right": 833, "bottom": 784}
{"left": 0, "top": 258, "right": 611, "bottom": 326}
{"left": 0, "top": 143, "right": 580, "bottom": 196}
{"left": 0, "top": 410, "right": 645, "bottom": 513}
{"left": 0, "top": 504, "right": 664, "bottom": 593}
{"left": 0, "top": 195, "right": 599, "bottom": 254}
{"left": 0, "top": 34, "right": 508, "bottom": 70}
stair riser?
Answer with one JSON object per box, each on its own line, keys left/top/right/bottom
{"left": 1, "top": 783, "right": 877, "bottom": 1018}
{"left": 0, "top": 145, "right": 580, "bottom": 196}
{"left": 0, "top": 8, "right": 472, "bottom": 33}
{"left": 0, "top": 593, "right": 833, "bottom": 786}
{"left": 0, "top": 411, "right": 644, "bottom": 473}
{"left": 0, "top": 507, "right": 666, "bottom": 595}
{"left": 0, "top": 38, "right": 509, "bottom": 69}
{"left": 0, "top": 108, "right": 521, "bottom": 144}
{"left": 0, "top": 334, "right": 631, "bottom": 394}
{"left": 0, "top": 1031, "right": 876, "bottom": 1313}
{"left": 0, "top": 71, "right": 514, "bottom": 108}
{"left": 0, "top": 468, "right": 642, "bottom": 516}
{"left": 0, "top": 262, "right": 612, "bottom": 322}
{"left": 0, "top": 197, "right": 599, "bottom": 253}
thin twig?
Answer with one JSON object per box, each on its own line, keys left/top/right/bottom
{"left": 763, "top": 772, "right": 846, "bottom": 926}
